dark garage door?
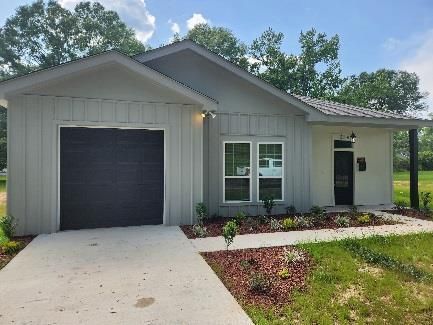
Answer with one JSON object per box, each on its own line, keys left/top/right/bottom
{"left": 60, "top": 127, "right": 164, "bottom": 230}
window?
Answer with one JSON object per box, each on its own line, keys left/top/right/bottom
{"left": 334, "top": 140, "right": 353, "bottom": 149}
{"left": 258, "top": 143, "right": 283, "bottom": 201}
{"left": 224, "top": 142, "right": 251, "bottom": 202}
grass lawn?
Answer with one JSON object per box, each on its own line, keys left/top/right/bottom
{"left": 244, "top": 233, "right": 433, "bottom": 324}
{"left": 394, "top": 171, "right": 433, "bottom": 208}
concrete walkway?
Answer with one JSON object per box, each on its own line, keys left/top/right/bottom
{"left": 0, "top": 226, "right": 252, "bottom": 325}
{"left": 191, "top": 212, "right": 433, "bottom": 252}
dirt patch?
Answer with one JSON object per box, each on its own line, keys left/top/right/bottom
{"left": 201, "top": 246, "right": 312, "bottom": 309}
{"left": 337, "top": 284, "right": 365, "bottom": 305}
{"left": 134, "top": 297, "right": 155, "bottom": 308}
{"left": 358, "top": 264, "right": 384, "bottom": 278}
{"left": 383, "top": 209, "right": 433, "bottom": 221}
{"left": 0, "top": 236, "right": 34, "bottom": 270}
{"left": 182, "top": 213, "right": 398, "bottom": 239}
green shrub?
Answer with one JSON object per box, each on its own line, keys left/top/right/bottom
{"left": 192, "top": 224, "right": 207, "bottom": 238}
{"left": 245, "top": 217, "right": 259, "bottom": 230}
{"left": 420, "top": 192, "right": 432, "bottom": 211}
{"left": 258, "top": 215, "right": 268, "bottom": 224}
{"left": 278, "top": 268, "right": 290, "bottom": 279}
{"left": 393, "top": 200, "right": 407, "bottom": 212}
{"left": 233, "top": 211, "right": 246, "bottom": 226}
{"left": 335, "top": 215, "right": 350, "bottom": 228}
{"left": 248, "top": 272, "right": 271, "bottom": 293}
{"left": 310, "top": 205, "right": 325, "bottom": 215}
{"left": 0, "top": 215, "right": 16, "bottom": 239}
{"left": 222, "top": 220, "right": 238, "bottom": 251}
{"left": 240, "top": 258, "right": 257, "bottom": 270}
{"left": 357, "top": 214, "right": 371, "bottom": 224}
{"left": 269, "top": 218, "right": 281, "bottom": 231}
{"left": 282, "top": 247, "right": 305, "bottom": 264}
{"left": 296, "top": 215, "right": 314, "bottom": 228}
{"left": 419, "top": 151, "right": 433, "bottom": 170}
{"left": 281, "top": 217, "right": 298, "bottom": 230}
{"left": 262, "top": 196, "right": 275, "bottom": 215}
{"left": 310, "top": 206, "right": 326, "bottom": 224}
{"left": 1, "top": 240, "right": 22, "bottom": 255}
{"left": 285, "top": 205, "right": 296, "bottom": 214}
{"left": 195, "top": 203, "right": 207, "bottom": 226}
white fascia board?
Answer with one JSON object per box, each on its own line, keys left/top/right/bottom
{"left": 0, "top": 51, "right": 218, "bottom": 110}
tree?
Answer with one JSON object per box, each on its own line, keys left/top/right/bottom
{"left": 0, "top": 0, "right": 147, "bottom": 78}
{"left": 336, "top": 69, "right": 428, "bottom": 115}
{"left": 249, "top": 28, "right": 343, "bottom": 98}
{"left": 186, "top": 24, "right": 249, "bottom": 69}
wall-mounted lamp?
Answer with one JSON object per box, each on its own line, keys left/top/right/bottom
{"left": 201, "top": 110, "right": 217, "bottom": 119}
{"left": 350, "top": 131, "right": 357, "bottom": 143}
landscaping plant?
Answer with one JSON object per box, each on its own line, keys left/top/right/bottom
{"left": 233, "top": 211, "right": 246, "bottom": 226}
{"left": 357, "top": 214, "right": 371, "bottom": 224}
{"left": 295, "top": 215, "right": 314, "bottom": 228}
{"left": 310, "top": 205, "right": 326, "bottom": 224}
{"left": 222, "top": 220, "right": 238, "bottom": 251}
{"left": 245, "top": 217, "right": 259, "bottom": 230}
{"left": 192, "top": 224, "right": 208, "bottom": 238}
{"left": 282, "top": 217, "right": 298, "bottom": 230}
{"left": 0, "top": 240, "right": 22, "bottom": 255}
{"left": 258, "top": 215, "right": 268, "bottom": 224}
{"left": 0, "top": 215, "right": 16, "bottom": 239}
{"left": 282, "top": 247, "right": 305, "bottom": 264}
{"left": 393, "top": 200, "right": 407, "bottom": 212}
{"left": 335, "top": 215, "right": 350, "bottom": 228}
{"left": 420, "top": 192, "right": 432, "bottom": 212}
{"left": 277, "top": 268, "right": 290, "bottom": 279}
{"left": 262, "top": 196, "right": 275, "bottom": 215}
{"left": 195, "top": 203, "right": 208, "bottom": 226}
{"left": 248, "top": 272, "right": 271, "bottom": 293}
{"left": 269, "top": 218, "right": 281, "bottom": 231}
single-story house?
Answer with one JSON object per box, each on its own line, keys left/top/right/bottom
{"left": 0, "top": 40, "right": 432, "bottom": 235}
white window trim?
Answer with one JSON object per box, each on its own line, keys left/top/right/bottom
{"left": 257, "top": 142, "right": 284, "bottom": 202}
{"left": 223, "top": 141, "right": 252, "bottom": 203}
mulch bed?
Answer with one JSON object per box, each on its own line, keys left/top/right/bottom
{"left": 383, "top": 209, "right": 433, "bottom": 221}
{"left": 202, "top": 246, "right": 312, "bottom": 309}
{"left": 181, "top": 213, "right": 397, "bottom": 239}
{"left": 0, "top": 236, "right": 34, "bottom": 270}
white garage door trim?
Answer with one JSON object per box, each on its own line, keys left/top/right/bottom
{"left": 56, "top": 124, "right": 167, "bottom": 230}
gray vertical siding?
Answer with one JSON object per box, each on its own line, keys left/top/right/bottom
{"left": 204, "top": 112, "right": 312, "bottom": 217}
{"left": 8, "top": 94, "right": 203, "bottom": 235}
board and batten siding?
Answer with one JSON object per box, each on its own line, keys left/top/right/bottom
{"left": 204, "top": 112, "right": 312, "bottom": 217}
{"left": 7, "top": 94, "right": 203, "bottom": 235}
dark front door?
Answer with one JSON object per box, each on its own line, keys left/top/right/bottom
{"left": 334, "top": 151, "right": 354, "bottom": 205}
{"left": 60, "top": 127, "right": 164, "bottom": 230}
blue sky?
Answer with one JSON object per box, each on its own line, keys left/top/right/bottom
{"left": 2, "top": 0, "right": 433, "bottom": 112}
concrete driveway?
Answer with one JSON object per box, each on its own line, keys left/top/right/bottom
{"left": 0, "top": 226, "right": 252, "bottom": 325}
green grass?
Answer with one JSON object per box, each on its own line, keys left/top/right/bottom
{"left": 245, "top": 233, "right": 433, "bottom": 324}
{"left": 394, "top": 171, "right": 433, "bottom": 208}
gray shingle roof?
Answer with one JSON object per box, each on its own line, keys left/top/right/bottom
{"left": 292, "top": 94, "right": 412, "bottom": 120}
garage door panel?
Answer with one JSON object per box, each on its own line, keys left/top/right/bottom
{"left": 60, "top": 127, "right": 164, "bottom": 230}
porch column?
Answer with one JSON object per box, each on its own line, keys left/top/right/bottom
{"left": 409, "top": 128, "right": 419, "bottom": 209}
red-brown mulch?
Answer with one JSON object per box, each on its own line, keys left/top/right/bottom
{"left": 181, "top": 212, "right": 397, "bottom": 239}
{"left": 201, "top": 246, "right": 312, "bottom": 309}
{"left": 383, "top": 208, "right": 433, "bottom": 221}
{"left": 0, "top": 236, "right": 34, "bottom": 270}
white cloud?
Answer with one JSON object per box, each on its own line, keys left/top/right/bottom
{"left": 186, "top": 13, "right": 208, "bottom": 30}
{"left": 58, "top": 0, "right": 156, "bottom": 43}
{"left": 399, "top": 29, "right": 433, "bottom": 116}
{"left": 168, "top": 19, "right": 180, "bottom": 34}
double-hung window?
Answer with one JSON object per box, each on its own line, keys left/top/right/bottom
{"left": 223, "top": 142, "right": 251, "bottom": 202}
{"left": 257, "top": 143, "right": 284, "bottom": 201}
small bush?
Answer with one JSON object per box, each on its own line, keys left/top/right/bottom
{"left": 420, "top": 192, "right": 432, "bottom": 211}
{"left": 269, "top": 218, "right": 281, "bottom": 231}
{"left": 248, "top": 272, "right": 271, "bottom": 293}
{"left": 349, "top": 205, "right": 358, "bottom": 214}
{"left": 278, "top": 268, "right": 290, "bottom": 279}
{"left": 233, "top": 211, "right": 246, "bottom": 226}
{"left": 245, "top": 217, "right": 259, "bottom": 230}
{"left": 192, "top": 224, "right": 207, "bottom": 238}
{"left": 258, "top": 215, "right": 269, "bottom": 225}
{"left": 285, "top": 205, "right": 296, "bottom": 214}
{"left": 222, "top": 220, "right": 238, "bottom": 251}
{"left": 310, "top": 206, "right": 326, "bottom": 224}
{"left": 195, "top": 203, "right": 207, "bottom": 226}
{"left": 1, "top": 240, "right": 22, "bottom": 255}
{"left": 0, "top": 215, "right": 16, "bottom": 239}
{"left": 357, "top": 214, "right": 371, "bottom": 224}
{"left": 393, "top": 200, "right": 407, "bottom": 212}
{"left": 240, "top": 258, "right": 257, "bottom": 270}
{"left": 282, "top": 217, "right": 298, "bottom": 230}
{"left": 262, "top": 196, "right": 275, "bottom": 215}
{"left": 295, "top": 215, "right": 314, "bottom": 228}
{"left": 282, "top": 247, "right": 305, "bottom": 264}
{"left": 335, "top": 215, "right": 350, "bottom": 228}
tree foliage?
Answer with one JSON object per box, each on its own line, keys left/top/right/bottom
{"left": 337, "top": 69, "right": 428, "bottom": 115}
{"left": 186, "top": 23, "right": 249, "bottom": 69}
{"left": 0, "top": 0, "right": 146, "bottom": 78}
